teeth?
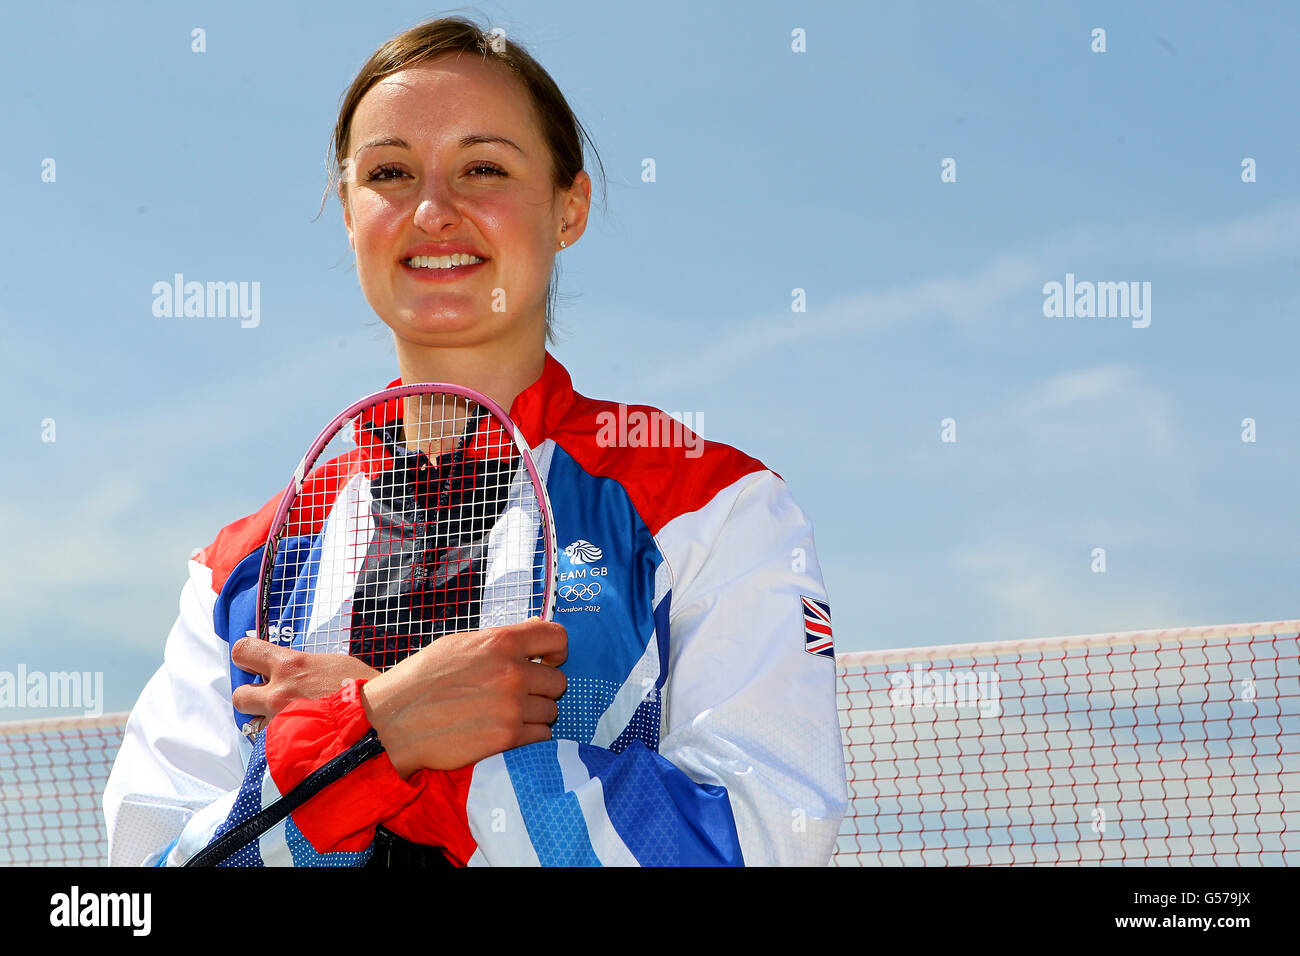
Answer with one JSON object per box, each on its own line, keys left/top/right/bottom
{"left": 407, "top": 254, "right": 484, "bottom": 269}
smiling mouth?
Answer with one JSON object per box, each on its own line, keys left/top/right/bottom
{"left": 403, "top": 253, "right": 486, "bottom": 270}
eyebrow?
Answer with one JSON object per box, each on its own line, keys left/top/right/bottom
{"left": 353, "top": 134, "right": 526, "bottom": 158}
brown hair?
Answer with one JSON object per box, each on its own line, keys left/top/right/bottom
{"left": 324, "top": 15, "right": 606, "bottom": 342}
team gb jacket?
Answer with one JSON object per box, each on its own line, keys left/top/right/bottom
{"left": 102, "top": 353, "right": 847, "bottom": 866}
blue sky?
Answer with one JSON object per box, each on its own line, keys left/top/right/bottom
{"left": 1, "top": 0, "right": 1298, "bottom": 717}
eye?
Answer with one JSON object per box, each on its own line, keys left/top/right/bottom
{"left": 365, "top": 163, "right": 408, "bottom": 183}
{"left": 364, "top": 162, "right": 506, "bottom": 182}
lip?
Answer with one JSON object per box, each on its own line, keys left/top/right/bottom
{"left": 400, "top": 242, "right": 490, "bottom": 261}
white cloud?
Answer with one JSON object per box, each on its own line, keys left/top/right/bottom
{"left": 1013, "top": 363, "right": 1176, "bottom": 454}
{"left": 1161, "top": 199, "right": 1300, "bottom": 265}
{"left": 948, "top": 540, "right": 1186, "bottom": 641}
{"left": 0, "top": 473, "right": 225, "bottom": 656}
{"left": 617, "top": 198, "right": 1300, "bottom": 392}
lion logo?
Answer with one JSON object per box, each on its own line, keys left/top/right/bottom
{"left": 564, "top": 540, "right": 604, "bottom": 565}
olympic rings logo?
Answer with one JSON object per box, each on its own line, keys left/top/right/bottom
{"left": 559, "top": 582, "right": 602, "bottom": 602}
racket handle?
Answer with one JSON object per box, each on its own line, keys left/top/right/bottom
{"left": 183, "top": 729, "right": 387, "bottom": 867}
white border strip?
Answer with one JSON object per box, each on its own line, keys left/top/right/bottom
{"left": 0, "top": 711, "right": 131, "bottom": 737}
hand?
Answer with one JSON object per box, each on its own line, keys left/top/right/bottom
{"left": 359, "top": 617, "right": 568, "bottom": 778}
{"left": 232, "top": 637, "right": 381, "bottom": 733}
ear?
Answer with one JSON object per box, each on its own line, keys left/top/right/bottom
{"left": 559, "top": 170, "right": 593, "bottom": 246}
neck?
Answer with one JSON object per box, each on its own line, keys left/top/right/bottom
{"left": 393, "top": 332, "right": 547, "bottom": 413}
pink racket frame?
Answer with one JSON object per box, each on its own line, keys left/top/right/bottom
{"left": 254, "top": 383, "right": 558, "bottom": 643}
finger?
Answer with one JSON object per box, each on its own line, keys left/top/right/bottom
{"left": 232, "top": 636, "right": 283, "bottom": 673}
{"left": 232, "top": 683, "right": 271, "bottom": 717}
{"left": 521, "top": 694, "right": 560, "bottom": 725}
{"left": 515, "top": 619, "right": 568, "bottom": 666}
{"left": 516, "top": 722, "right": 554, "bottom": 747}
{"left": 523, "top": 660, "right": 567, "bottom": 700}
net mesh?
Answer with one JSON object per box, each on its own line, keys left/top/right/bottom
{"left": 0, "top": 716, "right": 126, "bottom": 866}
{"left": 834, "top": 621, "right": 1299, "bottom": 865}
{"left": 4, "top": 621, "right": 1295, "bottom": 866}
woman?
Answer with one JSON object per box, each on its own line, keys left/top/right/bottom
{"left": 103, "top": 16, "right": 846, "bottom": 867}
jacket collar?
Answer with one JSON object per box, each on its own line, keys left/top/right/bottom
{"left": 378, "top": 350, "right": 575, "bottom": 447}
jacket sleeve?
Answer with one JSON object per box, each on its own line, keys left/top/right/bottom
{"left": 655, "top": 469, "right": 847, "bottom": 865}
{"left": 392, "top": 469, "right": 848, "bottom": 866}
{"left": 102, "top": 558, "right": 424, "bottom": 867}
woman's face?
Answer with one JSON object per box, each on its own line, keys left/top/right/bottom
{"left": 340, "top": 54, "right": 586, "bottom": 351}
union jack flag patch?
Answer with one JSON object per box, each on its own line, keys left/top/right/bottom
{"left": 801, "top": 596, "right": 834, "bottom": 659}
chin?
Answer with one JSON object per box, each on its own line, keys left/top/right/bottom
{"left": 384, "top": 311, "right": 502, "bottom": 347}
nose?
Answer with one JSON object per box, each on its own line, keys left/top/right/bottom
{"left": 413, "top": 186, "right": 462, "bottom": 234}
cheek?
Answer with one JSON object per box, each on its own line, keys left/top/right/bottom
{"left": 471, "top": 193, "right": 547, "bottom": 246}
{"left": 351, "top": 196, "right": 405, "bottom": 252}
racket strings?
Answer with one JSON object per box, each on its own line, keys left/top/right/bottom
{"left": 349, "top": 424, "right": 517, "bottom": 670}
{"left": 263, "top": 390, "right": 547, "bottom": 672}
